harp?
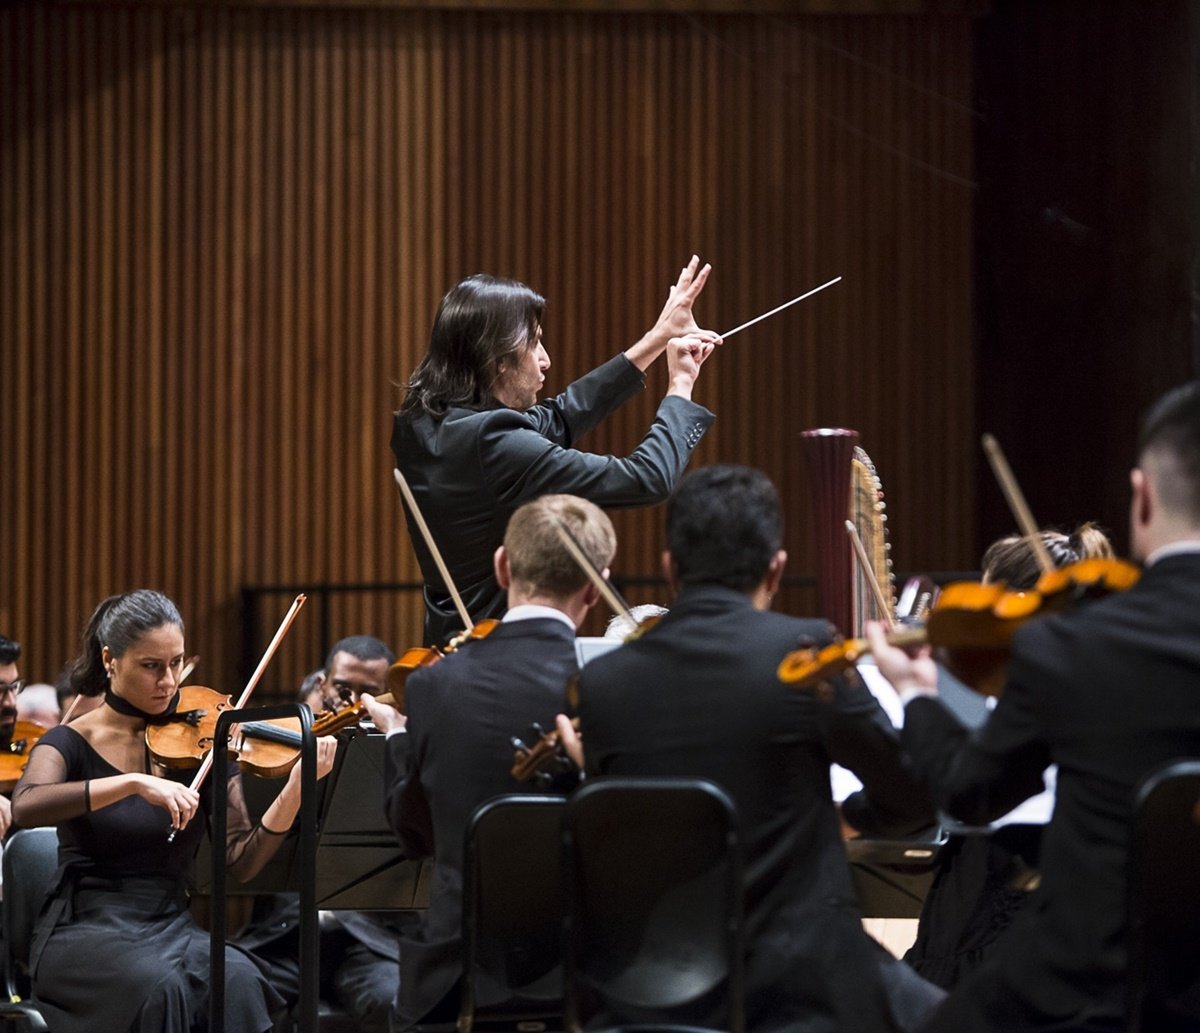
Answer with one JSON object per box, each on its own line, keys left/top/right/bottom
{"left": 800, "top": 428, "right": 895, "bottom": 637}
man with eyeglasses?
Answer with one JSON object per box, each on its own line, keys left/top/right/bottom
{"left": 0, "top": 634, "right": 22, "bottom": 839}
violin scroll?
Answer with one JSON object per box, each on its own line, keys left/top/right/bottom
{"left": 0, "top": 720, "right": 50, "bottom": 793}
{"left": 510, "top": 717, "right": 581, "bottom": 785}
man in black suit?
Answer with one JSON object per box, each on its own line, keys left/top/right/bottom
{"left": 392, "top": 258, "right": 720, "bottom": 646}
{"left": 559, "top": 464, "right": 943, "bottom": 1033}
{"left": 869, "top": 381, "right": 1200, "bottom": 1032}
{"left": 363, "top": 493, "right": 616, "bottom": 1030}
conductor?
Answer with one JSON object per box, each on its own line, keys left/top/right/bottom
{"left": 392, "top": 256, "right": 720, "bottom": 646}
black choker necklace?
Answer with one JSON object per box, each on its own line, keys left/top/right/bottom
{"left": 103, "top": 687, "right": 182, "bottom": 726}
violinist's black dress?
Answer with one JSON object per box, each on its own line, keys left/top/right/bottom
{"left": 19, "top": 725, "right": 284, "bottom": 1033}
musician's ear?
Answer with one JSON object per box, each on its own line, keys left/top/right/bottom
{"left": 762, "top": 549, "right": 787, "bottom": 598}
{"left": 494, "top": 545, "right": 512, "bottom": 590}
{"left": 661, "top": 550, "right": 680, "bottom": 595}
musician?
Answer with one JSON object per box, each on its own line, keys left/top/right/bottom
{"left": 362, "top": 493, "right": 616, "bottom": 1030}
{"left": 904, "top": 524, "right": 1113, "bottom": 989}
{"left": 234, "top": 634, "right": 399, "bottom": 1033}
{"left": 868, "top": 381, "right": 1200, "bottom": 1032}
{"left": 316, "top": 635, "right": 393, "bottom": 707}
{"left": 392, "top": 258, "right": 719, "bottom": 646}
{"left": 559, "top": 465, "right": 943, "bottom": 1032}
{"left": 0, "top": 634, "right": 22, "bottom": 838}
{"left": 11, "top": 590, "right": 338, "bottom": 1033}
{"left": 297, "top": 667, "right": 328, "bottom": 714}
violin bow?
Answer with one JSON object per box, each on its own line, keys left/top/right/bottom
{"left": 393, "top": 467, "right": 474, "bottom": 631}
{"left": 844, "top": 520, "right": 896, "bottom": 630}
{"left": 981, "top": 434, "right": 1055, "bottom": 576}
{"left": 167, "top": 595, "right": 306, "bottom": 841}
{"left": 550, "top": 517, "right": 636, "bottom": 625}
{"left": 179, "top": 655, "right": 199, "bottom": 685}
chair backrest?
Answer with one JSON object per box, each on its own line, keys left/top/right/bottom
{"left": 3, "top": 828, "right": 59, "bottom": 982}
{"left": 562, "top": 777, "right": 744, "bottom": 1033}
{"left": 1128, "top": 760, "right": 1200, "bottom": 1033}
{"left": 459, "top": 794, "right": 567, "bottom": 1027}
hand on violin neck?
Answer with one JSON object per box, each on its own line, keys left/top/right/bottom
{"left": 864, "top": 621, "right": 938, "bottom": 701}
{"left": 359, "top": 693, "right": 405, "bottom": 735}
{"left": 264, "top": 735, "right": 339, "bottom": 834}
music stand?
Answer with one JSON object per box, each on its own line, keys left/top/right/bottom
{"left": 198, "top": 715, "right": 430, "bottom": 1033}
{"left": 308, "top": 726, "right": 431, "bottom": 909}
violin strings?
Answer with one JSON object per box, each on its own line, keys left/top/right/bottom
{"left": 719, "top": 275, "right": 842, "bottom": 340}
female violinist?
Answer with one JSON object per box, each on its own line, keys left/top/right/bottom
{"left": 877, "top": 524, "right": 1114, "bottom": 991}
{"left": 11, "top": 589, "right": 337, "bottom": 1033}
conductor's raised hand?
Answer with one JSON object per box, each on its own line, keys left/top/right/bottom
{"left": 666, "top": 333, "right": 717, "bottom": 400}
{"left": 625, "top": 255, "right": 722, "bottom": 372}
{"left": 656, "top": 254, "right": 719, "bottom": 337}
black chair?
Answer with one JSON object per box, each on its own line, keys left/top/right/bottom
{"left": 453, "top": 793, "right": 567, "bottom": 1033}
{"left": 562, "top": 777, "right": 744, "bottom": 1033}
{"left": 0, "top": 827, "right": 58, "bottom": 1032}
{"left": 1127, "top": 760, "right": 1200, "bottom": 1033}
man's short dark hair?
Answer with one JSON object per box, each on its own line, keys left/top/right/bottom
{"left": 0, "top": 635, "right": 19, "bottom": 666}
{"left": 666, "top": 465, "right": 782, "bottom": 592}
{"left": 323, "top": 635, "right": 396, "bottom": 673}
{"left": 1138, "top": 381, "right": 1200, "bottom": 522}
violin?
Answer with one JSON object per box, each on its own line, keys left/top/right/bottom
{"left": 143, "top": 684, "right": 320, "bottom": 779}
{"left": 153, "top": 595, "right": 306, "bottom": 841}
{"left": 231, "top": 694, "right": 397, "bottom": 777}
{"left": 383, "top": 619, "right": 501, "bottom": 714}
{"left": 777, "top": 557, "right": 1141, "bottom": 697}
{"left": 145, "top": 685, "right": 236, "bottom": 772}
{"left": 0, "top": 720, "right": 49, "bottom": 793}
{"left": 511, "top": 714, "right": 579, "bottom": 785}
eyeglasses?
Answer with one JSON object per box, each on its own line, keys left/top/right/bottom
{"left": 0, "top": 680, "right": 25, "bottom": 696}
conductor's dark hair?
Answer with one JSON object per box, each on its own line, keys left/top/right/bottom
{"left": 1138, "top": 381, "right": 1200, "bottom": 522}
{"left": 324, "top": 635, "right": 396, "bottom": 673}
{"left": 400, "top": 274, "right": 546, "bottom": 418}
{"left": 69, "top": 590, "right": 184, "bottom": 699}
{"left": 0, "top": 635, "right": 20, "bottom": 666}
{"left": 666, "top": 465, "right": 782, "bottom": 592}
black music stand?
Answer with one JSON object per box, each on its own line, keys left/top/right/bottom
{"left": 199, "top": 717, "right": 430, "bottom": 1033}
{"left": 211, "top": 703, "right": 318, "bottom": 1033}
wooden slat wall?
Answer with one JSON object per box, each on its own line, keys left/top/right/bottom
{"left": 1, "top": 6, "right": 975, "bottom": 692}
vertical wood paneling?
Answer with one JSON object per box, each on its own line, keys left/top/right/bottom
{"left": 2, "top": 6, "right": 976, "bottom": 689}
